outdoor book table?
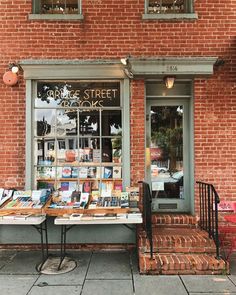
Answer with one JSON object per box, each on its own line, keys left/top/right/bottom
{"left": 0, "top": 214, "right": 48, "bottom": 271}
{"left": 54, "top": 211, "right": 143, "bottom": 270}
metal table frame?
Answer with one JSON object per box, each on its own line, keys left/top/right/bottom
{"left": 54, "top": 217, "right": 143, "bottom": 270}
{"left": 0, "top": 215, "right": 48, "bottom": 271}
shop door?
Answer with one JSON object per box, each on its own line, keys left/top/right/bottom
{"left": 146, "top": 99, "right": 190, "bottom": 212}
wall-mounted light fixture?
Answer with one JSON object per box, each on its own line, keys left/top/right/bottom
{"left": 3, "top": 63, "right": 21, "bottom": 86}
{"left": 120, "top": 55, "right": 133, "bottom": 79}
{"left": 164, "top": 76, "right": 175, "bottom": 89}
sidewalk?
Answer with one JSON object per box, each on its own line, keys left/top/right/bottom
{"left": 1, "top": 250, "right": 236, "bottom": 295}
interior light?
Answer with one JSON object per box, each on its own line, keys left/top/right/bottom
{"left": 164, "top": 76, "right": 175, "bottom": 89}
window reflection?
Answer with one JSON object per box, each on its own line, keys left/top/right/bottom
{"left": 148, "top": 0, "right": 186, "bottom": 14}
{"left": 150, "top": 105, "right": 183, "bottom": 199}
{"left": 102, "top": 110, "right": 122, "bottom": 136}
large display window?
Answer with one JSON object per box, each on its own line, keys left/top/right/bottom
{"left": 34, "top": 81, "right": 123, "bottom": 196}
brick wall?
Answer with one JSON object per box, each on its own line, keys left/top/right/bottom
{"left": 0, "top": 0, "right": 235, "bottom": 214}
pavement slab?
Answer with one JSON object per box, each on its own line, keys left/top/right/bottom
{"left": 82, "top": 279, "right": 133, "bottom": 295}
{"left": 0, "top": 250, "right": 17, "bottom": 270}
{"left": 28, "top": 285, "right": 82, "bottom": 295}
{"left": 133, "top": 274, "right": 188, "bottom": 295}
{"left": 87, "top": 251, "right": 132, "bottom": 279}
{"left": 181, "top": 275, "right": 236, "bottom": 293}
{"left": 0, "top": 251, "right": 41, "bottom": 274}
{"left": 0, "top": 275, "right": 38, "bottom": 295}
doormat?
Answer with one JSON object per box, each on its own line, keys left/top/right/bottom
{"left": 37, "top": 256, "right": 77, "bottom": 275}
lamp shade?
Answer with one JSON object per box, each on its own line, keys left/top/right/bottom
{"left": 164, "top": 76, "right": 175, "bottom": 89}
{"left": 3, "top": 71, "right": 18, "bottom": 86}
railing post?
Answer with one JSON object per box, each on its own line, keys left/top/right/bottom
{"left": 208, "top": 185, "right": 211, "bottom": 238}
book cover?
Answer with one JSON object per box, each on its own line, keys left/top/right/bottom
{"left": 96, "top": 167, "right": 101, "bottom": 179}
{"left": 61, "top": 182, "right": 69, "bottom": 191}
{"left": 103, "top": 167, "right": 113, "bottom": 179}
{"left": 126, "top": 186, "right": 140, "bottom": 202}
{"left": 91, "top": 190, "right": 100, "bottom": 202}
{"left": 79, "top": 167, "right": 88, "bottom": 178}
{"left": 114, "top": 181, "right": 122, "bottom": 191}
{"left": 120, "top": 192, "right": 129, "bottom": 208}
{"left": 80, "top": 148, "right": 92, "bottom": 162}
{"left": 83, "top": 181, "right": 91, "bottom": 193}
{"left": 71, "top": 167, "right": 79, "bottom": 178}
{"left": 112, "top": 166, "right": 122, "bottom": 179}
{"left": 69, "top": 181, "right": 77, "bottom": 191}
{"left": 112, "top": 149, "right": 121, "bottom": 163}
{"left": 93, "top": 149, "right": 101, "bottom": 162}
{"left": 87, "top": 166, "right": 97, "bottom": 178}
{"left": 62, "top": 167, "right": 72, "bottom": 178}
{"left": 80, "top": 193, "right": 89, "bottom": 208}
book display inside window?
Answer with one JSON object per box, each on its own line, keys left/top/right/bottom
{"left": 34, "top": 81, "right": 128, "bottom": 211}
{"left": 147, "top": 0, "right": 186, "bottom": 14}
{"left": 40, "top": 0, "right": 80, "bottom": 14}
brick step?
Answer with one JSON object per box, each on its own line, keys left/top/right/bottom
{"left": 152, "top": 214, "right": 198, "bottom": 227}
{"left": 138, "top": 227, "right": 216, "bottom": 254}
{"left": 139, "top": 252, "right": 228, "bottom": 275}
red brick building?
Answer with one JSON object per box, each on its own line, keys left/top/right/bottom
{"left": 0, "top": 0, "right": 235, "bottom": 274}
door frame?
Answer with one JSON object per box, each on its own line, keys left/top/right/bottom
{"left": 146, "top": 96, "right": 194, "bottom": 214}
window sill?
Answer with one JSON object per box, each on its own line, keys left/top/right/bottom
{"left": 142, "top": 13, "right": 198, "bottom": 20}
{"left": 28, "top": 14, "right": 84, "bottom": 21}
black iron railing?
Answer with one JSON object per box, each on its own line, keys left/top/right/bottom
{"left": 196, "top": 181, "right": 220, "bottom": 259}
{"left": 140, "top": 181, "right": 153, "bottom": 259}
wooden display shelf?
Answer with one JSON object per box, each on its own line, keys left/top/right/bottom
{"left": 37, "top": 178, "right": 122, "bottom": 182}
{"left": 0, "top": 197, "right": 51, "bottom": 216}
{"left": 44, "top": 205, "right": 130, "bottom": 217}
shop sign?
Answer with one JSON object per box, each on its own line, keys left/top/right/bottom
{"left": 36, "top": 81, "right": 120, "bottom": 108}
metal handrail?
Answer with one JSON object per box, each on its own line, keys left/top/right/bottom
{"left": 139, "top": 181, "right": 153, "bottom": 259}
{"left": 196, "top": 181, "right": 220, "bottom": 259}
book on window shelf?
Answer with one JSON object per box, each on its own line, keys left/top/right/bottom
{"left": 80, "top": 148, "right": 92, "bottom": 162}
{"left": 103, "top": 167, "right": 113, "bottom": 179}
{"left": 96, "top": 167, "right": 101, "bottom": 179}
{"left": 100, "top": 181, "right": 113, "bottom": 194}
{"left": 83, "top": 181, "right": 91, "bottom": 193}
{"left": 112, "top": 166, "right": 122, "bottom": 179}
{"left": 69, "top": 181, "right": 77, "bottom": 191}
{"left": 71, "top": 167, "right": 79, "bottom": 178}
{"left": 93, "top": 149, "right": 101, "bottom": 162}
{"left": 114, "top": 182, "right": 122, "bottom": 191}
{"left": 61, "top": 182, "right": 70, "bottom": 191}
{"left": 62, "top": 167, "right": 72, "bottom": 178}
{"left": 87, "top": 166, "right": 97, "bottom": 178}
{"left": 79, "top": 167, "right": 88, "bottom": 178}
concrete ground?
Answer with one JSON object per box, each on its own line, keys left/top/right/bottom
{"left": 1, "top": 250, "right": 236, "bottom": 295}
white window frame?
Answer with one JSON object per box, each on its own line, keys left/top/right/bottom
{"left": 22, "top": 60, "right": 130, "bottom": 190}
{"left": 143, "top": 0, "right": 198, "bottom": 20}
{"left": 29, "top": 0, "right": 84, "bottom": 21}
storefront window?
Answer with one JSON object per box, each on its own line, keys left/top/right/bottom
{"left": 34, "top": 81, "right": 122, "bottom": 194}
{"left": 146, "top": 0, "right": 191, "bottom": 14}
{"left": 33, "top": 0, "right": 82, "bottom": 14}
{"left": 143, "top": 0, "right": 198, "bottom": 19}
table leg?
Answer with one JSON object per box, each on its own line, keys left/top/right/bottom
{"left": 33, "top": 219, "right": 49, "bottom": 271}
{"left": 58, "top": 224, "right": 67, "bottom": 270}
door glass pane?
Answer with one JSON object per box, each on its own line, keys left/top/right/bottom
{"left": 150, "top": 105, "right": 183, "bottom": 199}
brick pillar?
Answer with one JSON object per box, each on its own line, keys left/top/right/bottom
{"left": 130, "top": 79, "right": 146, "bottom": 186}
